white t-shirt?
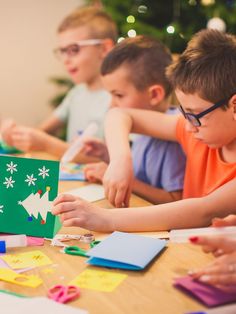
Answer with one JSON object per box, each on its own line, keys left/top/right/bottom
{"left": 54, "top": 84, "right": 111, "bottom": 142}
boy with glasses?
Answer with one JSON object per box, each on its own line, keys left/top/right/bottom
{"left": 52, "top": 29, "right": 236, "bottom": 233}
{"left": 1, "top": 6, "right": 117, "bottom": 159}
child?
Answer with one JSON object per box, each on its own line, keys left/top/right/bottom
{"left": 83, "top": 36, "right": 186, "bottom": 204}
{"left": 1, "top": 6, "right": 117, "bottom": 159}
{"left": 52, "top": 29, "right": 236, "bottom": 232}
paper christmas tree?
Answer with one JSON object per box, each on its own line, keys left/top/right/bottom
{"left": 0, "top": 155, "right": 60, "bottom": 238}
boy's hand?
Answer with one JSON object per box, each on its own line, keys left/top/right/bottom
{"left": 80, "top": 137, "right": 109, "bottom": 162}
{"left": 9, "top": 126, "right": 48, "bottom": 152}
{"left": 52, "top": 194, "right": 113, "bottom": 232}
{"left": 0, "top": 119, "right": 16, "bottom": 146}
{"left": 103, "top": 156, "right": 134, "bottom": 208}
{"left": 189, "top": 235, "right": 236, "bottom": 256}
{"left": 84, "top": 161, "right": 108, "bottom": 183}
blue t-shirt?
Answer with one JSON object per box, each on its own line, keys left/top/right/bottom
{"left": 131, "top": 108, "right": 186, "bottom": 192}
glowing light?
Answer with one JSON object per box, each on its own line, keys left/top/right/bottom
{"left": 127, "top": 29, "right": 137, "bottom": 38}
{"left": 126, "top": 15, "right": 135, "bottom": 23}
{"left": 117, "top": 37, "right": 125, "bottom": 43}
{"left": 138, "top": 5, "right": 147, "bottom": 13}
{"left": 201, "top": 0, "right": 215, "bottom": 5}
{"left": 166, "top": 25, "right": 175, "bottom": 34}
{"left": 189, "top": 0, "right": 197, "bottom": 5}
{"left": 207, "top": 17, "right": 226, "bottom": 32}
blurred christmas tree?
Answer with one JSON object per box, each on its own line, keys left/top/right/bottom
{"left": 96, "top": 0, "right": 236, "bottom": 53}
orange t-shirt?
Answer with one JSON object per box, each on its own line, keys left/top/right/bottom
{"left": 176, "top": 116, "right": 236, "bottom": 199}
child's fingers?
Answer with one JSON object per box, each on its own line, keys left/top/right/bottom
{"left": 62, "top": 218, "right": 84, "bottom": 227}
{"left": 114, "top": 185, "right": 127, "bottom": 208}
{"left": 52, "top": 201, "right": 76, "bottom": 215}
{"left": 53, "top": 194, "right": 76, "bottom": 206}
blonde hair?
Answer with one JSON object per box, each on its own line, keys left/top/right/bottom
{"left": 57, "top": 6, "right": 117, "bottom": 43}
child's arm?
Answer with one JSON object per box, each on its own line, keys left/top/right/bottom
{"left": 132, "top": 179, "right": 182, "bottom": 204}
{"left": 104, "top": 108, "right": 179, "bottom": 207}
{"left": 38, "top": 115, "right": 64, "bottom": 134}
{"left": 52, "top": 178, "right": 236, "bottom": 232}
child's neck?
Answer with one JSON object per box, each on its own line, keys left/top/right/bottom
{"left": 152, "top": 99, "right": 170, "bottom": 113}
{"left": 86, "top": 75, "right": 104, "bottom": 91}
{"left": 220, "top": 141, "right": 236, "bottom": 163}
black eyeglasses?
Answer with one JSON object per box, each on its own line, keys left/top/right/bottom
{"left": 54, "top": 39, "right": 104, "bottom": 59}
{"left": 179, "top": 93, "right": 235, "bottom": 127}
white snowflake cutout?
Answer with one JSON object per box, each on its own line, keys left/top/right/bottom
{"left": 6, "top": 161, "right": 18, "bottom": 174}
{"left": 0, "top": 205, "right": 3, "bottom": 213}
{"left": 25, "top": 174, "right": 37, "bottom": 186}
{"left": 3, "top": 176, "right": 15, "bottom": 189}
{"left": 38, "top": 166, "right": 49, "bottom": 179}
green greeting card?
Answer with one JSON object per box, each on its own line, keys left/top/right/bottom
{"left": 0, "top": 155, "right": 61, "bottom": 238}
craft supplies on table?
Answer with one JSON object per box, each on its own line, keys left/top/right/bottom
{"left": 86, "top": 231, "right": 167, "bottom": 270}
{"left": 47, "top": 284, "right": 80, "bottom": 304}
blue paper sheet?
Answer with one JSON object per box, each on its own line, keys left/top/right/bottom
{"left": 87, "top": 231, "right": 166, "bottom": 270}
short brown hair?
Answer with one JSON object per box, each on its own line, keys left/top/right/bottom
{"left": 57, "top": 6, "right": 117, "bottom": 43}
{"left": 101, "top": 35, "right": 173, "bottom": 97}
{"left": 167, "top": 29, "right": 236, "bottom": 103}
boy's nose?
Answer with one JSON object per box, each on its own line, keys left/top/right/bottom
{"left": 185, "top": 120, "right": 199, "bottom": 133}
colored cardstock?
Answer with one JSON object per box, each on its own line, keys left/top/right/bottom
{"left": 0, "top": 268, "right": 42, "bottom": 287}
{"left": 70, "top": 269, "right": 127, "bottom": 292}
{"left": 86, "top": 231, "right": 166, "bottom": 270}
{"left": 174, "top": 276, "right": 236, "bottom": 307}
{"left": 0, "top": 155, "right": 61, "bottom": 238}
{"left": 1, "top": 250, "right": 52, "bottom": 269}
{"left": 59, "top": 162, "right": 85, "bottom": 181}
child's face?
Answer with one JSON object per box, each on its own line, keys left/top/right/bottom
{"left": 176, "top": 89, "right": 236, "bottom": 148}
{"left": 101, "top": 66, "right": 152, "bottom": 109}
{"left": 57, "top": 27, "right": 105, "bottom": 85}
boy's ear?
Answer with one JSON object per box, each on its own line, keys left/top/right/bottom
{"left": 148, "top": 85, "right": 165, "bottom": 106}
{"left": 101, "top": 39, "right": 115, "bottom": 57}
{"left": 231, "top": 95, "right": 236, "bottom": 119}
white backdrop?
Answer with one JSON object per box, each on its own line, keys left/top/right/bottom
{"left": 0, "top": 0, "right": 84, "bottom": 126}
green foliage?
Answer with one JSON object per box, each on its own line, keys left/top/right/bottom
{"left": 100, "top": 0, "right": 236, "bottom": 53}
{"left": 49, "top": 76, "right": 74, "bottom": 108}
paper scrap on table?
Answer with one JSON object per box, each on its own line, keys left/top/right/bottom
{"left": 0, "top": 268, "right": 42, "bottom": 287}
{"left": 70, "top": 269, "right": 127, "bottom": 292}
{"left": 27, "top": 236, "right": 44, "bottom": 246}
{"left": 0, "top": 257, "right": 33, "bottom": 273}
{"left": 65, "top": 184, "right": 105, "bottom": 202}
{"left": 1, "top": 250, "right": 52, "bottom": 269}
{"left": 0, "top": 293, "right": 88, "bottom": 314}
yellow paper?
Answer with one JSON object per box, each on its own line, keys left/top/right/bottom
{"left": 70, "top": 269, "right": 127, "bottom": 292}
{"left": 0, "top": 268, "right": 42, "bottom": 287}
{"left": 1, "top": 250, "right": 52, "bottom": 269}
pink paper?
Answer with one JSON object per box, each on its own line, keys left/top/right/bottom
{"left": 27, "top": 236, "right": 44, "bottom": 246}
{"left": 174, "top": 276, "right": 236, "bottom": 307}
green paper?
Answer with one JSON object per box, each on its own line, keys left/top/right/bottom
{"left": 0, "top": 155, "right": 61, "bottom": 238}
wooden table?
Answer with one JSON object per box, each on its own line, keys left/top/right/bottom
{"left": 0, "top": 153, "right": 213, "bottom": 314}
